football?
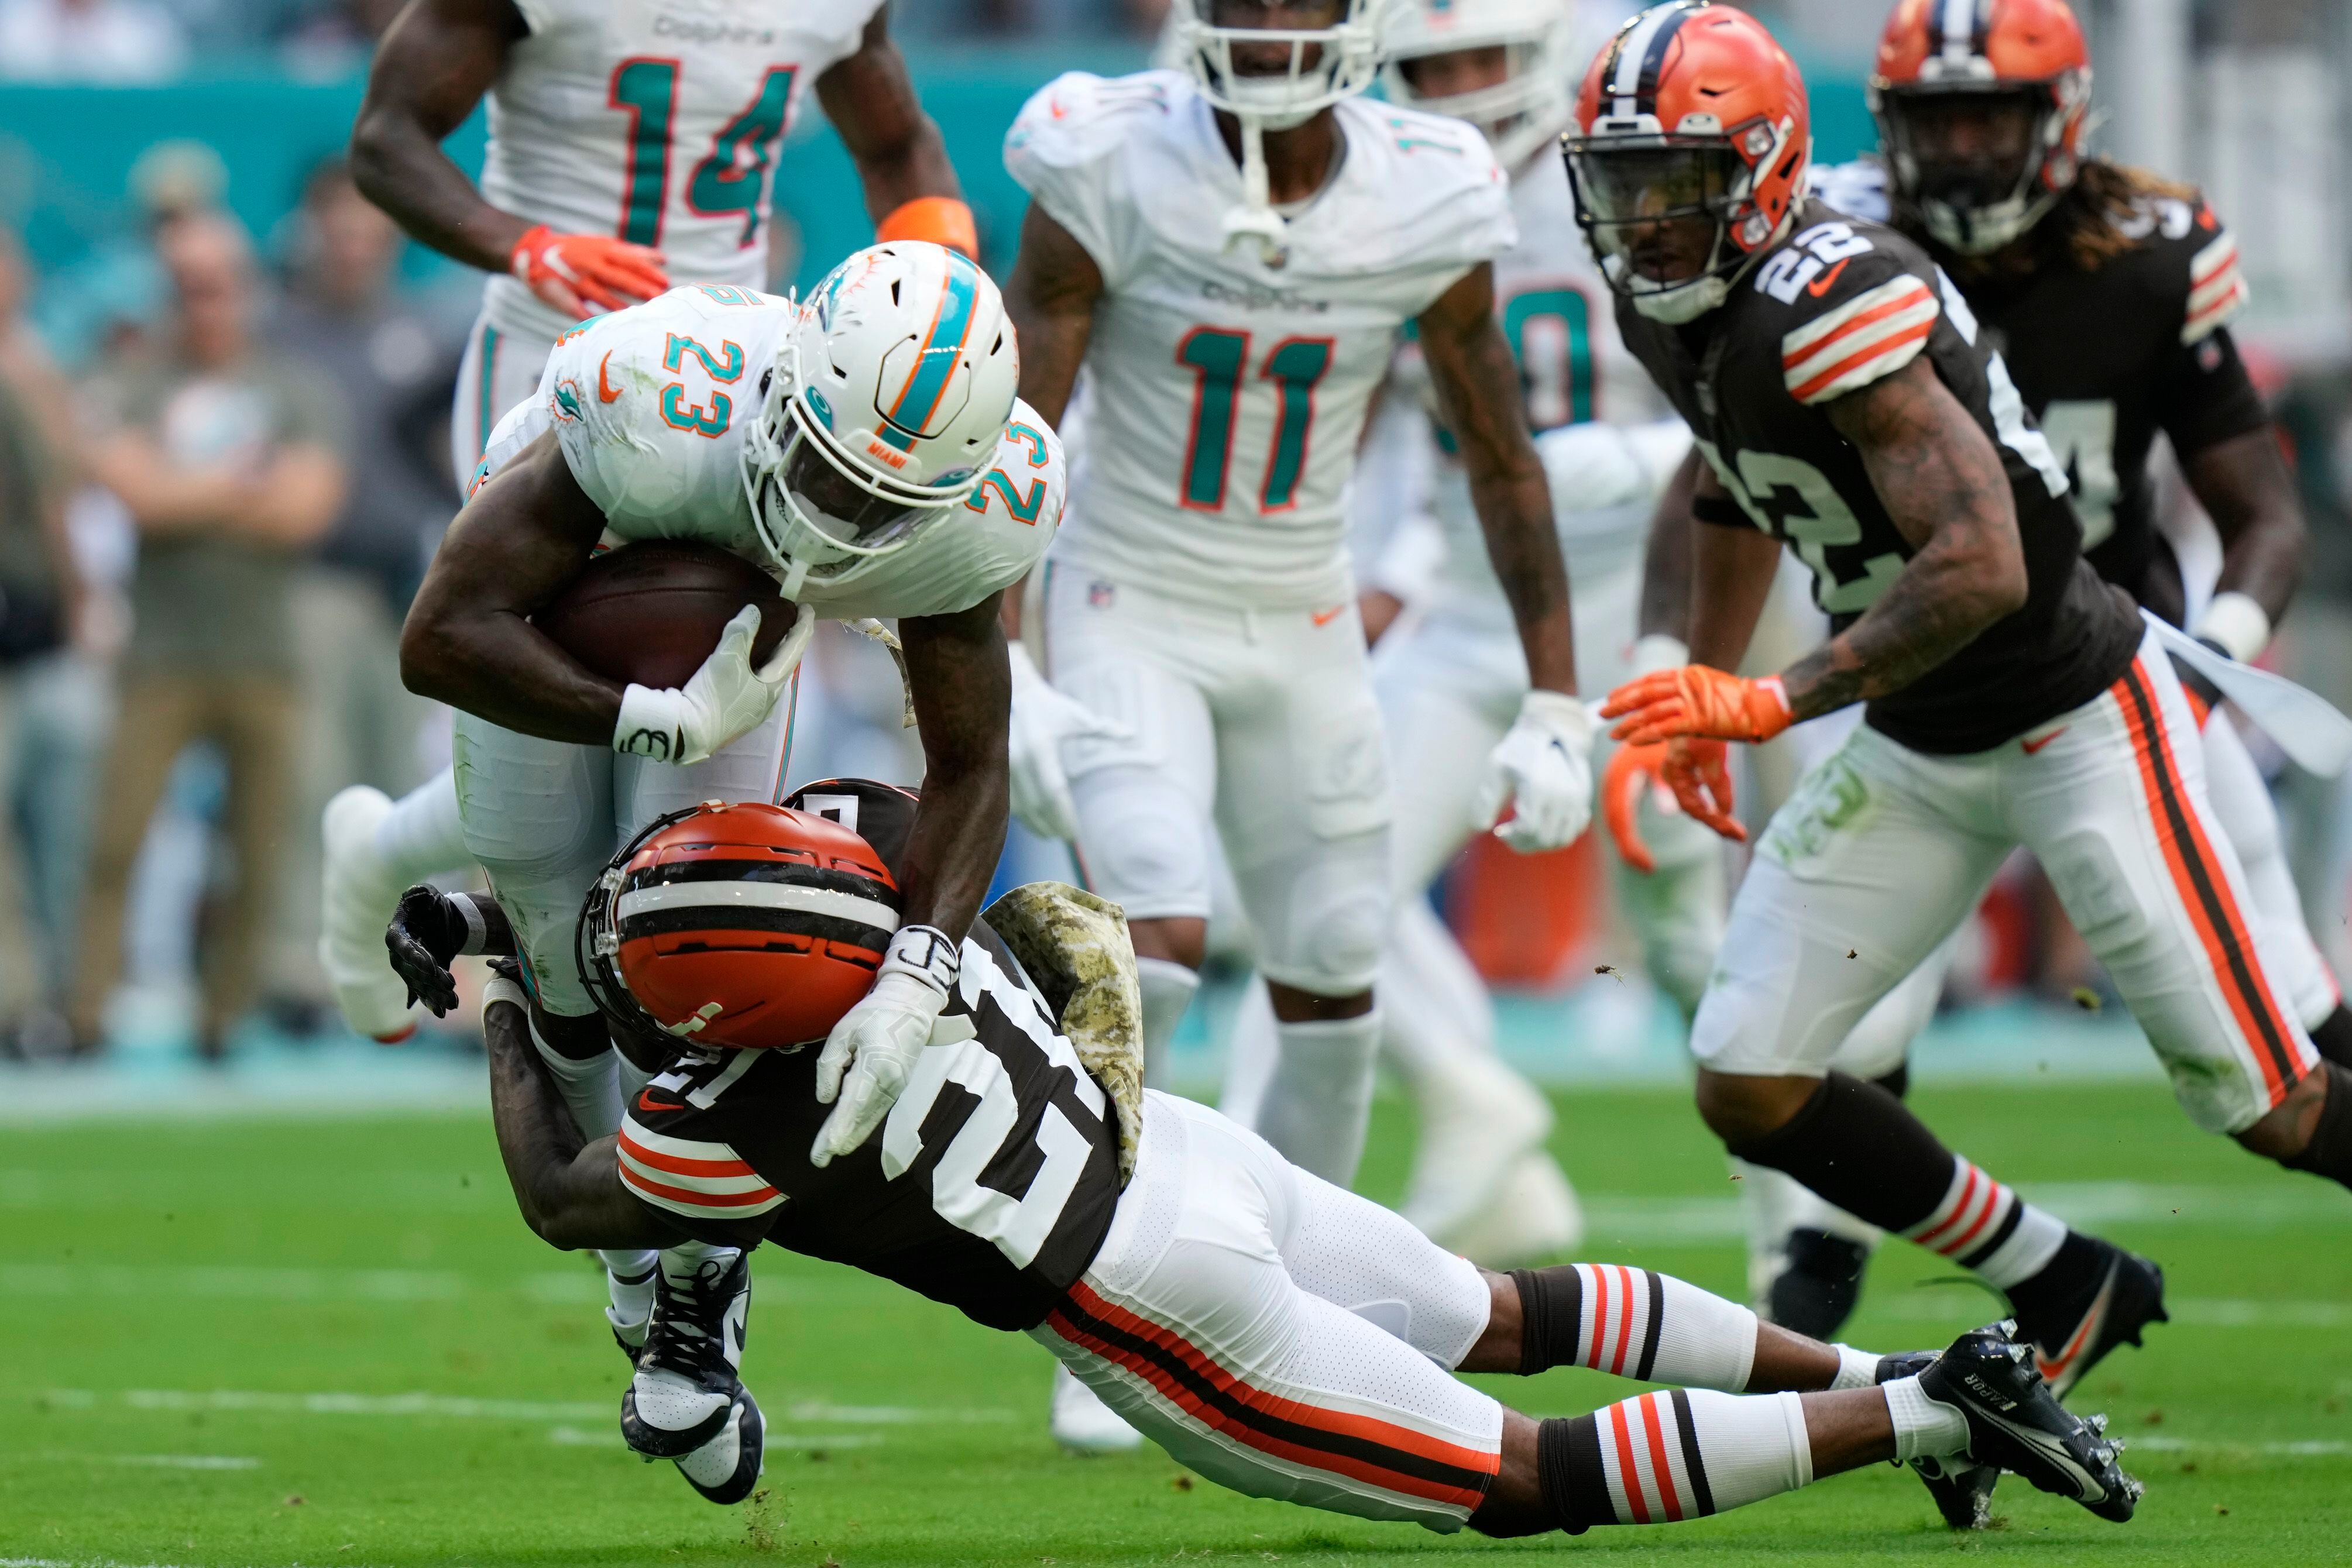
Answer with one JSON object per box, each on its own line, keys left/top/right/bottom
{"left": 533, "top": 540, "right": 794, "bottom": 692}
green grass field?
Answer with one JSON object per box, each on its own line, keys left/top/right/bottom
{"left": 5, "top": 1079, "right": 2350, "bottom": 1567}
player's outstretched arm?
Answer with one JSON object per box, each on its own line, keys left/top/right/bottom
{"left": 818, "top": 8, "right": 967, "bottom": 249}
{"left": 482, "top": 983, "right": 668, "bottom": 1252}
{"left": 1413, "top": 263, "right": 1575, "bottom": 697}
{"left": 349, "top": 0, "right": 532, "bottom": 275}
{"left": 1777, "top": 356, "right": 2029, "bottom": 720}
{"left": 2182, "top": 424, "right": 2306, "bottom": 656}
{"left": 399, "top": 432, "right": 621, "bottom": 742}
{"left": 894, "top": 592, "right": 1015, "bottom": 945}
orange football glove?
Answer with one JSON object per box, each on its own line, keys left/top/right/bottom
{"left": 510, "top": 225, "right": 669, "bottom": 318}
{"left": 1602, "top": 740, "right": 1673, "bottom": 873}
{"left": 1658, "top": 737, "right": 1745, "bottom": 844}
{"left": 1601, "top": 665, "right": 1794, "bottom": 747}
{"left": 876, "top": 196, "right": 980, "bottom": 259}
{"left": 1605, "top": 738, "right": 1747, "bottom": 869}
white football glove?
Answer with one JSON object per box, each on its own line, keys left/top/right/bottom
{"left": 1472, "top": 689, "right": 1599, "bottom": 853}
{"left": 811, "top": 924, "right": 960, "bottom": 1167}
{"left": 1005, "top": 642, "right": 1131, "bottom": 842}
{"left": 613, "top": 603, "right": 811, "bottom": 766}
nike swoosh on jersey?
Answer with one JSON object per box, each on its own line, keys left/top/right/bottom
{"left": 599, "top": 351, "right": 623, "bottom": 403}
{"left": 2021, "top": 727, "right": 2068, "bottom": 755}
{"left": 1310, "top": 606, "right": 1346, "bottom": 627}
{"left": 1805, "top": 257, "right": 1853, "bottom": 298}
{"left": 637, "top": 1088, "right": 681, "bottom": 1113}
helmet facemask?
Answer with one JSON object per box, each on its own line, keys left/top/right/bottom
{"left": 1566, "top": 119, "right": 1791, "bottom": 323}
{"left": 740, "top": 324, "right": 986, "bottom": 598}
{"left": 1178, "top": 0, "right": 1382, "bottom": 129}
{"left": 1876, "top": 75, "right": 2086, "bottom": 255}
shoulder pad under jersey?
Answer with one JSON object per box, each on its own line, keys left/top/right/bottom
{"left": 1747, "top": 212, "right": 1943, "bottom": 407}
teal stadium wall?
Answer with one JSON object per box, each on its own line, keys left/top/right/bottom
{"left": 0, "top": 46, "right": 1871, "bottom": 295}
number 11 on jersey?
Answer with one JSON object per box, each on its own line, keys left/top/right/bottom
{"left": 1176, "top": 328, "right": 1333, "bottom": 513}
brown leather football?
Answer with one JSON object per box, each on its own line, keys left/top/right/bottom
{"left": 534, "top": 541, "right": 794, "bottom": 692}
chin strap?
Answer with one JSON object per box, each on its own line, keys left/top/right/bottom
{"left": 846, "top": 617, "right": 917, "bottom": 728}
{"left": 1223, "top": 116, "right": 1290, "bottom": 266}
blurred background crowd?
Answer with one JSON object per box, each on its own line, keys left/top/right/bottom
{"left": 0, "top": 0, "right": 2349, "bottom": 1079}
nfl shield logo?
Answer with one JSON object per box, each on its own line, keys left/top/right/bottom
{"left": 1089, "top": 581, "right": 1115, "bottom": 609}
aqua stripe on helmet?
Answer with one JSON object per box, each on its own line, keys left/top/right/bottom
{"left": 883, "top": 247, "right": 981, "bottom": 444}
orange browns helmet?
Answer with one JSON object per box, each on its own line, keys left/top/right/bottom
{"left": 578, "top": 800, "right": 902, "bottom": 1052}
{"left": 1869, "top": 0, "right": 2093, "bottom": 254}
{"left": 1564, "top": 2, "right": 1810, "bottom": 324}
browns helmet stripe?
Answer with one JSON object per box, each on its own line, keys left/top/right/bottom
{"left": 1935, "top": 0, "right": 1989, "bottom": 63}
{"left": 617, "top": 906, "right": 898, "bottom": 953}
{"left": 1604, "top": 2, "right": 1697, "bottom": 119}
{"left": 625, "top": 858, "right": 901, "bottom": 905}
{"left": 616, "top": 878, "right": 901, "bottom": 947}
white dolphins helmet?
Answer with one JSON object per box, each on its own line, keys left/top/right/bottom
{"left": 1381, "top": 0, "right": 1579, "bottom": 170}
{"left": 742, "top": 242, "right": 1017, "bottom": 593}
{"left": 1170, "top": 0, "right": 1388, "bottom": 131}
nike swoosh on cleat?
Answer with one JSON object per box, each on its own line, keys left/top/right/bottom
{"left": 599, "top": 351, "right": 623, "bottom": 403}
{"left": 1806, "top": 258, "right": 1852, "bottom": 297}
{"left": 2035, "top": 1271, "right": 2115, "bottom": 1387}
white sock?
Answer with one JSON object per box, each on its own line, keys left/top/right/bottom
{"left": 1217, "top": 977, "right": 1277, "bottom": 1126}
{"left": 1829, "top": 1345, "right": 1881, "bottom": 1391}
{"left": 1882, "top": 1374, "right": 1971, "bottom": 1462}
{"left": 605, "top": 1251, "right": 658, "bottom": 1328}
{"left": 370, "top": 768, "right": 472, "bottom": 885}
{"left": 1255, "top": 1007, "right": 1382, "bottom": 1187}
{"left": 528, "top": 1017, "right": 622, "bottom": 1141}
{"left": 1136, "top": 956, "right": 1199, "bottom": 1091}
{"left": 1561, "top": 1388, "right": 1812, "bottom": 1525}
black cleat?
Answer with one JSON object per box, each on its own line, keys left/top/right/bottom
{"left": 1876, "top": 1350, "right": 2000, "bottom": 1529}
{"left": 1918, "top": 1322, "right": 2141, "bottom": 1523}
{"left": 1770, "top": 1228, "right": 1873, "bottom": 1340}
{"left": 2012, "top": 1239, "right": 2168, "bottom": 1399}
{"left": 675, "top": 1385, "right": 765, "bottom": 1505}
{"left": 621, "top": 1251, "right": 751, "bottom": 1459}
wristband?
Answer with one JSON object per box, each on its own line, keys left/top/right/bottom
{"left": 483, "top": 972, "right": 531, "bottom": 1017}
{"left": 880, "top": 923, "right": 960, "bottom": 999}
{"left": 1630, "top": 634, "right": 1691, "bottom": 679}
{"left": 2196, "top": 590, "right": 2272, "bottom": 664}
{"left": 877, "top": 197, "right": 978, "bottom": 259}
{"left": 454, "top": 892, "right": 492, "bottom": 957}
{"left": 613, "top": 683, "right": 685, "bottom": 761}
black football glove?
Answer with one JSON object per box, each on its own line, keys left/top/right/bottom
{"left": 386, "top": 884, "right": 468, "bottom": 1017}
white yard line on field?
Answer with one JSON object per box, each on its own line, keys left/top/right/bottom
{"left": 37, "top": 1387, "right": 1015, "bottom": 1426}
{"left": 1582, "top": 1180, "right": 2348, "bottom": 1243}
{"left": 1867, "top": 1294, "right": 2352, "bottom": 1329}
{"left": 2126, "top": 1435, "right": 2352, "bottom": 1457}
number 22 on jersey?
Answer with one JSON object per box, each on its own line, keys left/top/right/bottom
{"left": 610, "top": 61, "right": 797, "bottom": 250}
{"left": 1175, "top": 329, "right": 1332, "bottom": 513}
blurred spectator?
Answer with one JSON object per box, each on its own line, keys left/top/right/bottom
{"left": 0, "top": 228, "right": 98, "bottom": 1053}
{"left": 0, "top": 0, "right": 186, "bottom": 81}
{"left": 266, "top": 157, "right": 455, "bottom": 1012}
{"left": 71, "top": 214, "right": 348, "bottom": 1059}
{"left": 35, "top": 141, "right": 229, "bottom": 372}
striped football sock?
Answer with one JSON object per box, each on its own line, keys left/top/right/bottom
{"left": 1510, "top": 1264, "right": 1758, "bottom": 1391}
{"left": 1537, "top": 1389, "right": 1811, "bottom": 1532}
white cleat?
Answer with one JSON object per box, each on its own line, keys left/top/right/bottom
{"left": 1436, "top": 1152, "right": 1585, "bottom": 1269}
{"left": 1400, "top": 1054, "right": 1553, "bottom": 1243}
{"left": 318, "top": 786, "right": 418, "bottom": 1042}
{"left": 1050, "top": 1363, "right": 1142, "bottom": 1455}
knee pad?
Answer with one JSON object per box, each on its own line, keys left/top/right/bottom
{"left": 1067, "top": 766, "right": 1211, "bottom": 920}
{"left": 1257, "top": 850, "right": 1390, "bottom": 995}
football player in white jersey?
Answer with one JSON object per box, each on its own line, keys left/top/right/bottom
{"left": 351, "top": 0, "right": 974, "bottom": 489}
{"left": 1239, "top": 0, "right": 1709, "bottom": 1264}
{"left": 392, "top": 243, "right": 1062, "bottom": 1494}
{"left": 325, "top": 0, "right": 977, "bottom": 1043}
{"left": 999, "top": 0, "right": 1592, "bottom": 1191}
